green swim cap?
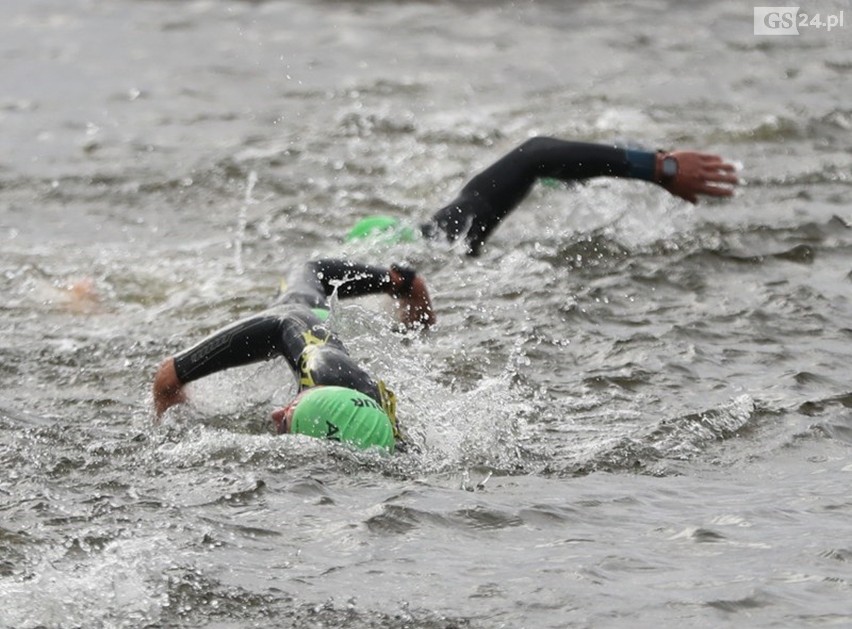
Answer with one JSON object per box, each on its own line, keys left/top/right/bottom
{"left": 290, "top": 386, "right": 395, "bottom": 452}
{"left": 345, "top": 215, "right": 417, "bottom": 244}
{"left": 310, "top": 307, "right": 330, "bottom": 322}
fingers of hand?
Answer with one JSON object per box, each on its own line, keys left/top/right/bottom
{"left": 704, "top": 169, "right": 739, "bottom": 185}
{"left": 698, "top": 182, "right": 735, "bottom": 197}
{"left": 695, "top": 155, "right": 739, "bottom": 181}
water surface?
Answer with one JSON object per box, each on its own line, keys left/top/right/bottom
{"left": 1, "top": 0, "right": 851, "bottom": 627}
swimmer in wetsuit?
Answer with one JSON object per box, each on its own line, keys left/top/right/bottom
{"left": 152, "top": 259, "right": 435, "bottom": 452}
{"left": 347, "top": 137, "right": 740, "bottom": 255}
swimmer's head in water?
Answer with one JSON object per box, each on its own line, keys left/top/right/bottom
{"left": 272, "top": 386, "right": 395, "bottom": 452}
{"left": 345, "top": 215, "right": 418, "bottom": 245}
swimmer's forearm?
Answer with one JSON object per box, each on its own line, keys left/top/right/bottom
{"left": 301, "top": 258, "right": 435, "bottom": 327}
{"left": 459, "top": 137, "right": 632, "bottom": 203}
{"left": 171, "top": 315, "right": 289, "bottom": 386}
{"left": 301, "top": 259, "right": 393, "bottom": 299}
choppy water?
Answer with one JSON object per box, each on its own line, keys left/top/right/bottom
{"left": 2, "top": 0, "right": 852, "bottom": 627}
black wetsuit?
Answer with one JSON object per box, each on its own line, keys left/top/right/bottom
{"left": 421, "top": 137, "right": 656, "bottom": 255}
{"left": 172, "top": 259, "right": 397, "bottom": 404}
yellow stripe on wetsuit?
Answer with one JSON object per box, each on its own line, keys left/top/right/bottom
{"left": 298, "top": 328, "right": 329, "bottom": 389}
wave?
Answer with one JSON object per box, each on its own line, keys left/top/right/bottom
{"left": 712, "top": 109, "right": 852, "bottom": 147}
{"left": 544, "top": 395, "right": 760, "bottom": 477}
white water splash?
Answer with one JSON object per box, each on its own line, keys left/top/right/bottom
{"left": 233, "top": 170, "right": 258, "bottom": 276}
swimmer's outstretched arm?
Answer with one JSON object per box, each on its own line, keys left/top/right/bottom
{"left": 152, "top": 315, "right": 298, "bottom": 418}
{"left": 425, "top": 136, "right": 738, "bottom": 254}
{"left": 459, "top": 137, "right": 737, "bottom": 203}
{"left": 284, "top": 259, "right": 435, "bottom": 328}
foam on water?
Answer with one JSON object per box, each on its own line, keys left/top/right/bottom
{"left": 0, "top": 536, "right": 172, "bottom": 628}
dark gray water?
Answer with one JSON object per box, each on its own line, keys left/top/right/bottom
{"left": 2, "top": 0, "right": 851, "bottom": 627}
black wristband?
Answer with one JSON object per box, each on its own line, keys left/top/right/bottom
{"left": 389, "top": 264, "right": 416, "bottom": 297}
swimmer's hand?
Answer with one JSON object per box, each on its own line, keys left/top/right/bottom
{"left": 152, "top": 357, "right": 187, "bottom": 419}
{"left": 388, "top": 265, "right": 436, "bottom": 329}
{"left": 657, "top": 151, "right": 739, "bottom": 204}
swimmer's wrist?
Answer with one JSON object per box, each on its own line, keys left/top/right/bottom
{"left": 654, "top": 151, "right": 679, "bottom": 185}
{"left": 624, "top": 148, "right": 657, "bottom": 182}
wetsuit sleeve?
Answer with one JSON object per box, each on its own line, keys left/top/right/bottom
{"left": 172, "top": 307, "right": 343, "bottom": 384}
{"left": 304, "top": 259, "right": 393, "bottom": 297}
{"left": 280, "top": 259, "right": 394, "bottom": 308}
{"left": 423, "top": 136, "right": 655, "bottom": 255}
{"left": 170, "top": 307, "right": 381, "bottom": 402}
{"left": 172, "top": 315, "right": 295, "bottom": 384}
